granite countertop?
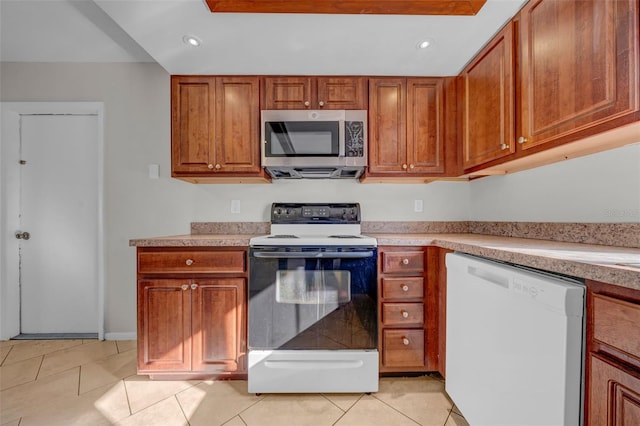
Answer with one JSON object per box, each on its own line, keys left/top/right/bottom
{"left": 130, "top": 231, "right": 640, "bottom": 291}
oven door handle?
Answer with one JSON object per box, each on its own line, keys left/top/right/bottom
{"left": 252, "top": 251, "right": 373, "bottom": 259}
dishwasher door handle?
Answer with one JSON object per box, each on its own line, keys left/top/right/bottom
{"left": 253, "top": 251, "right": 374, "bottom": 259}
{"left": 467, "top": 266, "right": 510, "bottom": 289}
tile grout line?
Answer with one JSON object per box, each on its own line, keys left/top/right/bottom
{"left": 122, "top": 377, "right": 134, "bottom": 417}
{"left": 370, "top": 391, "right": 428, "bottom": 426}
{"left": 325, "top": 393, "right": 364, "bottom": 426}
{"left": 0, "top": 345, "right": 14, "bottom": 366}
{"left": 321, "top": 392, "right": 364, "bottom": 412}
{"left": 173, "top": 394, "right": 192, "bottom": 426}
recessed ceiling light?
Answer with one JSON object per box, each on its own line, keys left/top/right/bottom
{"left": 183, "top": 35, "right": 202, "bottom": 47}
{"left": 416, "top": 39, "right": 433, "bottom": 49}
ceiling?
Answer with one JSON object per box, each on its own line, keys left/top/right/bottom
{"left": 0, "top": 0, "right": 527, "bottom": 76}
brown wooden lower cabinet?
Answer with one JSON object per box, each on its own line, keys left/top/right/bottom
{"left": 378, "top": 246, "right": 446, "bottom": 374}
{"left": 136, "top": 247, "right": 247, "bottom": 378}
{"left": 586, "top": 280, "right": 640, "bottom": 425}
{"left": 588, "top": 354, "right": 640, "bottom": 426}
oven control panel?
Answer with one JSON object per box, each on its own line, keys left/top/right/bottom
{"left": 271, "top": 203, "right": 360, "bottom": 224}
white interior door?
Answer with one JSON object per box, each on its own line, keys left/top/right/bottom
{"left": 19, "top": 114, "right": 99, "bottom": 334}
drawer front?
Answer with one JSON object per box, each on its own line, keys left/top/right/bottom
{"left": 382, "top": 329, "right": 425, "bottom": 368}
{"left": 593, "top": 293, "right": 640, "bottom": 360}
{"left": 382, "top": 277, "right": 424, "bottom": 299}
{"left": 138, "top": 250, "right": 246, "bottom": 274}
{"left": 382, "top": 251, "right": 424, "bottom": 274}
{"left": 382, "top": 303, "right": 424, "bottom": 326}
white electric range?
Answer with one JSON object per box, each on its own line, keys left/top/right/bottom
{"left": 248, "top": 203, "right": 379, "bottom": 394}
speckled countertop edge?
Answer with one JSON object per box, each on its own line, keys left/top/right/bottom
{"left": 372, "top": 233, "right": 640, "bottom": 291}
{"left": 130, "top": 232, "right": 640, "bottom": 291}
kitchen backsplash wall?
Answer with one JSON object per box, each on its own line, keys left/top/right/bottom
{"left": 469, "top": 142, "right": 640, "bottom": 223}
{"left": 2, "top": 62, "right": 638, "bottom": 337}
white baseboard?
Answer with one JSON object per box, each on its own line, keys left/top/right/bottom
{"left": 104, "top": 332, "right": 137, "bottom": 341}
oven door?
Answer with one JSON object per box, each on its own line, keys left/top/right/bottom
{"left": 248, "top": 246, "right": 378, "bottom": 351}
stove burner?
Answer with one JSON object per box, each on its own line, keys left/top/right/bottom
{"left": 267, "top": 234, "right": 299, "bottom": 239}
{"left": 328, "top": 235, "right": 362, "bottom": 239}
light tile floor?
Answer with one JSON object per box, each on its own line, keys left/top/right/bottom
{"left": 0, "top": 339, "right": 469, "bottom": 426}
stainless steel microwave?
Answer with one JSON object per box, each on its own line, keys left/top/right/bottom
{"left": 261, "top": 110, "right": 367, "bottom": 179}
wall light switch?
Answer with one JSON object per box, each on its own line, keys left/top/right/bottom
{"left": 231, "top": 199, "right": 241, "bottom": 214}
{"left": 148, "top": 164, "right": 159, "bottom": 179}
{"left": 414, "top": 199, "right": 424, "bottom": 213}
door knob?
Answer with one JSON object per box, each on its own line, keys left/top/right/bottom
{"left": 15, "top": 231, "right": 30, "bottom": 240}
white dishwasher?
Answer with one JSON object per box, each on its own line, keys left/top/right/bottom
{"left": 445, "top": 252, "right": 585, "bottom": 426}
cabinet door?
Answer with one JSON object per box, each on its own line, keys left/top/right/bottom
{"left": 137, "top": 279, "right": 192, "bottom": 372}
{"left": 263, "top": 77, "right": 313, "bottom": 109}
{"left": 461, "top": 23, "right": 515, "bottom": 169}
{"left": 215, "top": 77, "right": 261, "bottom": 173}
{"left": 191, "top": 278, "right": 246, "bottom": 373}
{"left": 368, "top": 78, "right": 407, "bottom": 173}
{"left": 519, "top": 0, "right": 639, "bottom": 150}
{"left": 316, "top": 77, "right": 367, "bottom": 110}
{"left": 407, "top": 79, "right": 445, "bottom": 173}
{"left": 171, "top": 76, "right": 216, "bottom": 173}
{"left": 589, "top": 354, "right": 640, "bottom": 426}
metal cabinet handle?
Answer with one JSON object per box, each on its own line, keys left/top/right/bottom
{"left": 191, "top": 283, "right": 198, "bottom": 290}
{"left": 185, "top": 259, "right": 194, "bottom": 266}
{"left": 15, "top": 231, "right": 30, "bottom": 240}
{"left": 304, "top": 101, "right": 310, "bottom": 107}
{"left": 208, "top": 164, "right": 214, "bottom": 169}
{"left": 402, "top": 164, "right": 408, "bottom": 170}
{"left": 409, "top": 164, "right": 415, "bottom": 169}
{"left": 402, "top": 258, "right": 410, "bottom": 265}
{"left": 401, "top": 284, "right": 409, "bottom": 292}
{"left": 500, "top": 143, "right": 509, "bottom": 150}
{"left": 318, "top": 101, "right": 325, "bottom": 107}
{"left": 401, "top": 311, "right": 409, "bottom": 318}
{"left": 518, "top": 136, "right": 528, "bottom": 144}
{"left": 215, "top": 164, "right": 221, "bottom": 170}
{"left": 181, "top": 284, "right": 189, "bottom": 291}
{"left": 402, "top": 338, "right": 410, "bottom": 346}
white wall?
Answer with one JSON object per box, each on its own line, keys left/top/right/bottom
{"left": 469, "top": 143, "right": 640, "bottom": 222}
{"left": 0, "top": 62, "right": 469, "bottom": 335}
{"left": 2, "top": 62, "right": 638, "bottom": 335}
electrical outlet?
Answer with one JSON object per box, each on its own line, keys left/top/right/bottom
{"left": 148, "top": 164, "right": 159, "bottom": 179}
{"left": 231, "top": 199, "right": 241, "bottom": 214}
{"left": 414, "top": 199, "right": 423, "bottom": 213}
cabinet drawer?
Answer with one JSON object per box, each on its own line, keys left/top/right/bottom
{"left": 138, "top": 250, "right": 246, "bottom": 274}
{"left": 382, "top": 303, "right": 424, "bottom": 326}
{"left": 382, "top": 251, "right": 424, "bottom": 273}
{"left": 381, "top": 277, "right": 424, "bottom": 299}
{"left": 593, "top": 294, "right": 640, "bottom": 360}
{"left": 382, "top": 329, "right": 425, "bottom": 368}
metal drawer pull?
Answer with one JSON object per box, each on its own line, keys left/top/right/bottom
{"left": 185, "top": 259, "right": 194, "bottom": 266}
{"left": 402, "top": 258, "right": 410, "bottom": 265}
{"left": 191, "top": 283, "right": 198, "bottom": 290}
{"left": 401, "top": 284, "right": 409, "bottom": 292}
{"left": 181, "top": 284, "right": 189, "bottom": 291}
{"left": 401, "top": 311, "right": 409, "bottom": 318}
{"left": 402, "top": 338, "right": 410, "bottom": 346}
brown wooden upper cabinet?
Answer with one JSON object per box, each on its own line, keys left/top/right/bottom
{"left": 262, "top": 76, "right": 367, "bottom": 110}
{"left": 461, "top": 0, "right": 639, "bottom": 172}
{"left": 171, "top": 76, "right": 266, "bottom": 182}
{"left": 518, "top": 0, "right": 639, "bottom": 150}
{"left": 461, "top": 22, "right": 515, "bottom": 170}
{"left": 368, "top": 78, "right": 453, "bottom": 176}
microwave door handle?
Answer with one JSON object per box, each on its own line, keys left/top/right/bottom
{"left": 339, "top": 120, "right": 345, "bottom": 157}
{"left": 253, "top": 251, "right": 373, "bottom": 259}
